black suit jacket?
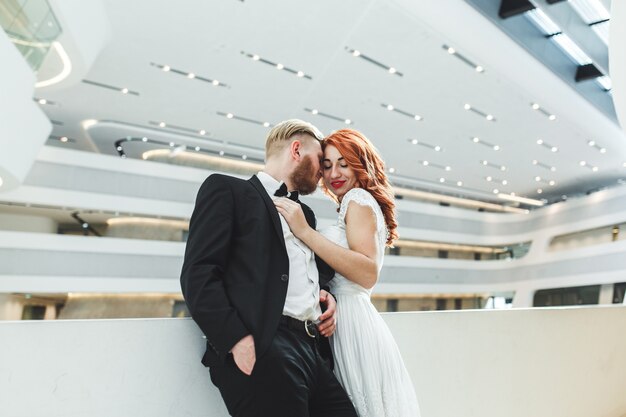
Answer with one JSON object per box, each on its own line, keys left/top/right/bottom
{"left": 180, "top": 174, "right": 334, "bottom": 367}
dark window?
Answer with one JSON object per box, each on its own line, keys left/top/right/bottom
{"left": 474, "top": 253, "right": 481, "bottom": 261}
{"left": 22, "top": 305, "right": 47, "bottom": 320}
{"left": 388, "top": 246, "right": 400, "bottom": 256}
{"left": 454, "top": 298, "right": 462, "bottom": 310}
{"left": 533, "top": 285, "right": 601, "bottom": 307}
{"left": 386, "top": 299, "right": 399, "bottom": 312}
{"left": 613, "top": 282, "right": 626, "bottom": 304}
{"left": 436, "top": 298, "right": 447, "bottom": 310}
{"left": 438, "top": 250, "right": 448, "bottom": 259}
{"left": 172, "top": 301, "right": 190, "bottom": 317}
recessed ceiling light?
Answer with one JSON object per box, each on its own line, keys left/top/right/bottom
{"left": 423, "top": 161, "right": 429, "bottom": 166}
{"left": 352, "top": 50, "right": 361, "bottom": 57}
{"left": 159, "top": 122, "right": 166, "bottom": 127}
{"left": 532, "top": 103, "right": 540, "bottom": 110}
{"left": 551, "top": 167, "right": 556, "bottom": 172}
{"left": 38, "top": 99, "right": 47, "bottom": 104}
{"left": 187, "top": 73, "right": 196, "bottom": 79}
{"left": 414, "top": 115, "right": 422, "bottom": 121}
{"left": 121, "top": 88, "right": 129, "bottom": 94}
{"left": 493, "top": 189, "right": 499, "bottom": 194}
{"left": 212, "top": 80, "right": 220, "bottom": 86}
{"left": 252, "top": 54, "right": 260, "bottom": 61}
{"left": 588, "top": 140, "right": 596, "bottom": 146}
{"left": 242, "top": 155, "right": 248, "bottom": 160}
{"left": 445, "top": 166, "right": 451, "bottom": 171}
{"left": 551, "top": 147, "right": 558, "bottom": 152}
{"left": 535, "top": 176, "right": 541, "bottom": 181}
{"left": 439, "top": 178, "right": 445, "bottom": 183}
{"left": 60, "top": 136, "right": 68, "bottom": 142}
{"left": 199, "top": 130, "right": 206, "bottom": 135}
{"left": 580, "top": 161, "right": 587, "bottom": 166}
{"left": 297, "top": 71, "right": 304, "bottom": 77}
{"left": 312, "top": 109, "right": 318, "bottom": 115}
{"left": 532, "top": 160, "right": 538, "bottom": 165}
{"left": 537, "top": 139, "right": 543, "bottom": 145}
{"left": 537, "top": 189, "right": 543, "bottom": 194}
{"left": 482, "top": 160, "right": 488, "bottom": 165}
{"left": 226, "top": 113, "right": 234, "bottom": 119}
{"left": 389, "top": 167, "right": 396, "bottom": 173}
{"left": 473, "top": 137, "right": 480, "bottom": 143}
{"left": 219, "top": 151, "right": 225, "bottom": 156}
{"left": 502, "top": 180, "right": 508, "bottom": 185}
{"left": 116, "top": 146, "right": 123, "bottom": 151}
{"left": 169, "top": 142, "right": 175, "bottom": 147}
{"left": 263, "top": 122, "right": 270, "bottom": 127}
{"left": 592, "top": 166, "right": 599, "bottom": 172}
{"left": 195, "top": 146, "right": 200, "bottom": 151}
{"left": 600, "top": 148, "right": 606, "bottom": 153}
{"left": 388, "top": 67, "right": 397, "bottom": 74}
{"left": 464, "top": 104, "right": 471, "bottom": 110}
{"left": 411, "top": 139, "right": 418, "bottom": 145}
{"left": 142, "top": 137, "right": 148, "bottom": 142}
{"left": 162, "top": 65, "right": 170, "bottom": 72}
{"left": 486, "top": 114, "right": 494, "bottom": 121}
{"left": 387, "top": 104, "right": 394, "bottom": 111}
{"left": 549, "top": 180, "right": 556, "bottom": 186}
{"left": 500, "top": 166, "right": 506, "bottom": 171}
{"left": 276, "top": 63, "right": 284, "bottom": 70}
{"left": 493, "top": 145, "right": 500, "bottom": 151}
{"left": 486, "top": 176, "right": 492, "bottom": 182}
{"left": 435, "top": 146, "right": 441, "bottom": 151}
{"left": 475, "top": 66, "right": 484, "bottom": 72}
{"left": 457, "top": 181, "right": 463, "bottom": 186}
{"left": 448, "top": 47, "right": 456, "bottom": 54}
{"left": 549, "top": 115, "right": 556, "bottom": 121}
{"left": 344, "top": 119, "right": 352, "bottom": 125}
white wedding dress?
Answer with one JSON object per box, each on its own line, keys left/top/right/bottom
{"left": 320, "top": 188, "right": 421, "bottom": 417}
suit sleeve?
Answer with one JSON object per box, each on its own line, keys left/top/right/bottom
{"left": 180, "top": 175, "right": 249, "bottom": 360}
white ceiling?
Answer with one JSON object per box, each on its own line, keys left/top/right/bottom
{"left": 35, "top": 0, "right": 626, "bottom": 205}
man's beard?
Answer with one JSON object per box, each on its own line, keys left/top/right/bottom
{"left": 290, "top": 156, "right": 319, "bottom": 195}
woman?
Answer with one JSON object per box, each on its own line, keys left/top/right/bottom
{"left": 274, "top": 129, "right": 420, "bottom": 417}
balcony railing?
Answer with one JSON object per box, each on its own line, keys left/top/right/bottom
{"left": 0, "top": 306, "right": 624, "bottom": 417}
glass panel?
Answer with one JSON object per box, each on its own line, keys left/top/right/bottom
{"left": 0, "top": 0, "right": 62, "bottom": 71}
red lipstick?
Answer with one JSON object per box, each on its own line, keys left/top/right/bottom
{"left": 330, "top": 180, "right": 346, "bottom": 189}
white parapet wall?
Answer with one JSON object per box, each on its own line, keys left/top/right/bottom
{"left": 0, "top": 306, "right": 624, "bottom": 417}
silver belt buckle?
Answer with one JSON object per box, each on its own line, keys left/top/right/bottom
{"left": 304, "top": 319, "right": 316, "bottom": 338}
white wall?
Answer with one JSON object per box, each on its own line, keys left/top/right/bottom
{"left": 0, "top": 31, "right": 52, "bottom": 191}
{"left": 0, "top": 213, "right": 58, "bottom": 233}
{"left": 0, "top": 306, "right": 624, "bottom": 417}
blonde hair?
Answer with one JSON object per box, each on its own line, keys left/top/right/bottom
{"left": 265, "top": 119, "right": 323, "bottom": 159}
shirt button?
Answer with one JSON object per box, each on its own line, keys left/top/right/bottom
{"left": 280, "top": 274, "right": 289, "bottom": 282}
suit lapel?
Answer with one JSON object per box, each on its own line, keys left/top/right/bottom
{"left": 300, "top": 203, "right": 316, "bottom": 229}
{"left": 249, "top": 175, "right": 287, "bottom": 252}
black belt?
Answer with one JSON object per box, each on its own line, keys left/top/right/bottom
{"left": 279, "top": 315, "right": 319, "bottom": 339}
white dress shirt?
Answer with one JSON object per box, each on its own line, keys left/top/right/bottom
{"left": 256, "top": 171, "right": 322, "bottom": 322}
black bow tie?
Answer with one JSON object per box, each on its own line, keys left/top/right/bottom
{"left": 274, "top": 183, "right": 299, "bottom": 201}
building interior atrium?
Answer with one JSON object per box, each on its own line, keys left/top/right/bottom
{"left": 1, "top": 0, "right": 625, "bottom": 416}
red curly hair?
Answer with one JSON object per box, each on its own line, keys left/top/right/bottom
{"left": 321, "top": 129, "right": 398, "bottom": 246}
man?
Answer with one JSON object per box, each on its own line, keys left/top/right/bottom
{"left": 180, "top": 120, "right": 357, "bottom": 417}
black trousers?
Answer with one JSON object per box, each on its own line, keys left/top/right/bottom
{"left": 209, "top": 322, "right": 358, "bottom": 417}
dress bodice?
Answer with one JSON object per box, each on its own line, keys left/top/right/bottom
{"left": 319, "top": 188, "right": 387, "bottom": 297}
